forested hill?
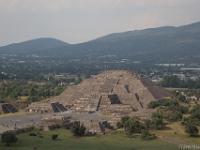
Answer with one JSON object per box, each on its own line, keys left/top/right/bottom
{"left": 0, "top": 38, "right": 69, "bottom": 55}
{"left": 0, "top": 21, "right": 200, "bottom": 63}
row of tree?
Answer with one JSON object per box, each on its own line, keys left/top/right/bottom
{"left": 0, "top": 80, "right": 65, "bottom": 102}
{"left": 161, "top": 76, "right": 200, "bottom": 89}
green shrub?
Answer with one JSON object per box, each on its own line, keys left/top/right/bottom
{"left": 29, "top": 133, "right": 37, "bottom": 136}
{"left": 151, "top": 112, "right": 165, "bottom": 130}
{"left": 191, "top": 105, "right": 200, "bottom": 120}
{"left": 163, "top": 110, "right": 183, "bottom": 122}
{"left": 148, "top": 99, "right": 178, "bottom": 109}
{"left": 182, "top": 117, "right": 200, "bottom": 126}
{"left": 116, "top": 121, "right": 123, "bottom": 129}
{"left": 178, "top": 95, "right": 187, "bottom": 103}
{"left": 124, "top": 118, "right": 144, "bottom": 135}
{"left": 116, "top": 116, "right": 131, "bottom": 129}
{"left": 166, "top": 105, "right": 188, "bottom": 114}
{"left": 176, "top": 105, "right": 188, "bottom": 114}
{"left": 1, "top": 132, "right": 18, "bottom": 146}
{"left": 121, "top": 116, "right": 131, "bottom": 125}
{"left": 70, "top": 121, "right": 86, "bottom": 137}
{"left": 185, "top": 124, "right": 199, "bottom": 137}
{"left": 52, "top": 134, "right": 58, "bottom": 140}
{"left": 141, "top": 130, "right": 156, "bottom": 140}
{"left": 156, "top": 101, "right": 189, "bottom": 122}
{"left": 143, "top": 119, "right": 152, "bottom": 130}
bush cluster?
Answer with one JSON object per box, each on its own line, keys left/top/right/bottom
{"left": 70, "top": 121, "right": 86, "bottom": 137}
{"left": 148, "top": 99, "right": 178, "bottom": 109}
{"left": 1, "top": 132, "right": 18, "bottom": 146}
{"left": 52, "top": 134, "right": 58, "bottom": 140}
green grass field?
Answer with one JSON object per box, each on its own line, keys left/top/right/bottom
{"left": 152, "top": 122, "right": 200, "bottom": 145}
{"left": 0, "top": 129, "right": 179, "bottom": 150}
{"left": 1, "top": 122, "right": 200, "bottom": 150}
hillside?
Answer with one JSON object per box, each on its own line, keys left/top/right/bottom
{"left": 1, "top": 21, "right": 200, "bottom": 80}
{"left": 75, "top": 21, "right": 200, "bottom": 62}
{"left": 0, "top": 22, "right": 200, "bottom": 63}
{"left": 0, "top": 38, "right": 69, "bottom": 55}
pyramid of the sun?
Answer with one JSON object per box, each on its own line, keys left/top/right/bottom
{"left": 27, "top": 70, "right": 170, "bottom": 121}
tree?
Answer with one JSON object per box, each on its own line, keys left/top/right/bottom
{"left": 191, "top": 105, "right": 200, "bottom": 120}
{"left": 182, "top": 116, "right": 200, "bottom": 126}
{"left": 124, "top": 118, "right": 144, "bottom": 135}
{"left": 116, "top": 121, "right": 123, "bottom": 129}
{"left": 144, "top": 119, "right": 152, "bottom": 130}
{"left": 178, "top": 95, "right": 187, "bottom": 103}
{"left": 121, "top": 116, "right": 130, "bottom": 125}
{"left": 148, "top": 99, "right": 178, "bottom": 109}
{"left": 163, "top": 110, "right": 182, "bottom": 122}
{"left": 151, "top": 112, "right": 165, "bottom": 130}
{"left": 185, "top": 124, "right": 199, "bottom": 137}
{"left": 51, "top": 134, "right": 58, "bottom": 140}
{"left": 141, "top": 130, "right": 156, "bottom": 140}
{"left": 1, "top": 132, "right": 18, "bottom": 146}
{"left": 70, "top": 121, "right": 86, "bottom": 137}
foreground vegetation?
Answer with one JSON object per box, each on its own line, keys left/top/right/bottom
{"left": 0, "top": 129, "right": 178, "bottom": 150}
{"left": 0, "top": 99, "right": 200, "bottom": 150}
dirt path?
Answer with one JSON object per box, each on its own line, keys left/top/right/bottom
{"left": 157, "top": 135, "right": 189, "bottom": 145}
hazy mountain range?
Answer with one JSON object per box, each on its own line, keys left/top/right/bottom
{"left": 0, "top": 21, "right": 200, "bottom": 63}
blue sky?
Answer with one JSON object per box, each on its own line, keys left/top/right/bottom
{"left": 0, "top": 0, "right": 200, "bottom": 45}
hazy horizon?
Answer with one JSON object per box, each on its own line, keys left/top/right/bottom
{"left": 0, "top": 0, "right": 200, "bottom": 46}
